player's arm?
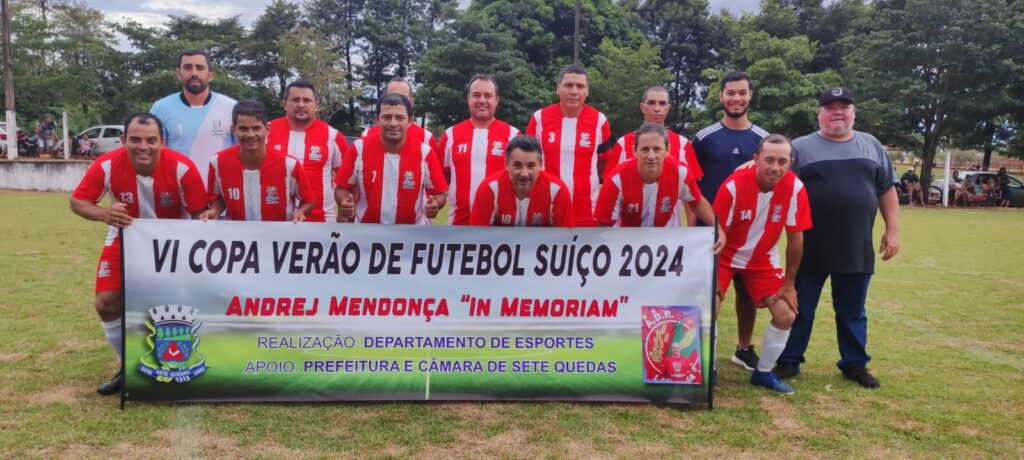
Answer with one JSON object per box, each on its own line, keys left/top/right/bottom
{"left": 689, "top": 197, "right": 726, "bottom": 255}
{"left": 291, "top": 162, "right": 316, "bottom": 222}
{"left": 200, "top": 198, "right": 225, "bottom": 221}
{"left": 334, "top": 142, "right": 360, "bottom": 223}
{"left": 70, "top": 197, "right": 132, "bottom": 228}
{"left": 552, "top": 183, "right": 574, "bottom": 227}
{"left": 199, "top": 161, "right": 224, "bottom": 221}
{"left": 423, "top": 148, "right": 449, "bottom": 220}
{"left": 878, "top": 185, "right": 900, "bottom": 260}
{"left": 469, "top": 182, "right": 496, "bottom": 226}
{"left": 593, "top": 179, "right": 619, "bottom": 227}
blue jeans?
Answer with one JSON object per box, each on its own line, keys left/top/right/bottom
{"left": 778, "top": 271, "right": 872, "bottom": 372}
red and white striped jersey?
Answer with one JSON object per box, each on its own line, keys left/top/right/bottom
{"left": 601, "top": 129, "right": 702, "bottom": 182}
{"left": 207, "top": 146, "right": 314, "bottom": 221}
{"left": 595, "top": 156, "right": 701, "bottom": 227}
{"left": 266, "top": 118, "right": 346, "bottom": 222}
{"left": 438, "top": 119, "right": 520, "bottom": 225}
{"left": 72, "top": 147, "right": 208, "bottom": 245}
{"left": 526, "top": 104, "right": 611, "bottom": 226}
{"left": 334, "top": 136, "right": 447, "bottom": 224}
{"left": 470, "top": 171, "right": 573, "bottom": 227}
{"left": 713, "top": 168, "right": 812, "bottom": 270}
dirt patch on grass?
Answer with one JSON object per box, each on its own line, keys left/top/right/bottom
{"left": 27, "top": 384, "right": 88, "bottom": 406}
{"left": 39, "top": 338, "right": 105, "bottom": 360}
{"left": 416, "top": 428, "right": 534, "bottom": 458}
{"left": 0, "top": 352, "right": 28, "bottom": 362}
{"left": 759, "top": 396, "right": 803, "bottom": 436}
{"left": 440, "top": 401, "right": 504, "bottom": 426}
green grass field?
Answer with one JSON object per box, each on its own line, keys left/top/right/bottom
{"left": 2, "top": 190, "right": 1022, "bottom": 458}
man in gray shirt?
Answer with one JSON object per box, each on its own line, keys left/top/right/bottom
{"left": 773, "top": 87, "right": 900, "bottom": 388}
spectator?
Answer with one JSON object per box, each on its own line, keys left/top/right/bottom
{"left": 996, "top": 167, "right": 1012, "bottom": 207}
{"left": 900, "top": 163, "right": 924, "bottom": 206}
{"left": 950, "top": 170, "right": 966, "bottom": 206}
{"left": 78, "top": 135, "right": 94, "bottom": 156}
{"left": 36, "top": 115, "right": 56, "bottom": 154}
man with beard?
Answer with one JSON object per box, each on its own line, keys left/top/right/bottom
{"left": 713, "top": 134, "right": 811, "bottom": 394}
{"left": 470, "top": 135, "right": 573, "bottom": 227}
{"left": 774, "top": 87, "right": 899, "bottom": 389}
{"left": 151, "top": 49, "right": 237, "bottom": 185}
{"left": 266, "top": 80, "right": 347, "bottom": 222}
{"left": 526, "top": 64, "right": 612, "bottom": 227}
{"left": 202, "top": 101, "right": 315, "bottom": 222}
{"left": 692, "top": 70, "right": 770, "bottom": 374}
{"left": 438, "top": 74, "right": 521, "bottom": 225}
{"left": 69, "top": 113, "right": 209, "bottom": 395}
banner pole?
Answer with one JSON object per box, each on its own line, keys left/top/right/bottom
{"left": 708, "top": 218, "right": 719, "bottom": 411}
{"left": 119, "top": 227, "right": 126, "bottom": 410}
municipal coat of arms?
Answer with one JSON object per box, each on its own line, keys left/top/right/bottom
{"left": 137, "top": 304, "right": 207, "bottom": 383}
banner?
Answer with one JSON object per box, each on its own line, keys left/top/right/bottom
{"left": 122, "top": 220, "right": 716, "bottom": 405}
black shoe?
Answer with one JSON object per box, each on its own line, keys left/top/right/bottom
{"left": 96, "top": 370, "right": 124, "bottom": 395}
{"left": 843, "top": 367, "right": 880, "bottom": 389}
{"left": 773, "top": 364, "right": 800, "bottom": 380}
{"left": 731, "top": 345, "right": 758, "bottom": 371}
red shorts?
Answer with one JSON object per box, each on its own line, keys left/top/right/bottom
{"left": 95, "top": 237, "right": 121, "bottom": 293}
{"left": 717, "top": 265, "right": 784, "bottom": 306}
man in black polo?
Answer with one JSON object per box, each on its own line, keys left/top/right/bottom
{"left": 774, "top": 87, "right": 900, "bottom": 388}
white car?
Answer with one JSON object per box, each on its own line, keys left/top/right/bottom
{"left": 77, "top": 125, "right": 124, "bottom": 155}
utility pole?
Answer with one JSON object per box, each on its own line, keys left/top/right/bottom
{"left": 573, "top": 0, "right": 581, "bottom": 64}
{"left": 2, "top": 0, "right": 17, "bottom": 158}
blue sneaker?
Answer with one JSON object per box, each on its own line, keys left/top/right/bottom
{"left": 751, "top": 370, "right": 794, "bottom": 394}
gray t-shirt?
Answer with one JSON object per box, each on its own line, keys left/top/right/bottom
{"left": 791, "top": 131, "right": 897, "bottom": 273}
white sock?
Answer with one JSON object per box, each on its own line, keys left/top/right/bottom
{"left": 757, "top": 323, "right": 790, "bottom": 372}
{"left": 102, "top": 318, "right": 123, "bottom": 360}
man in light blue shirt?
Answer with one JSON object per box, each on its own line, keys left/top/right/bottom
{"left": 150, "top": 49, "right": 236, "bottom": 185}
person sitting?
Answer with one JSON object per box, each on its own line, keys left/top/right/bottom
{"left": 78, "top": 135, "right": 94, "bottom": 156}
{"left": 949, "top": 170, "right": 965, "bottom": 207}
{"left": 900, "top": 164, "right": 924, "bottom": 206}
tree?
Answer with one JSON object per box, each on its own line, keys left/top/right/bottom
{"left": 588, "top": 38, "right": 671, "bottom": 137}
{"left": 416, "top": 9, "right": 547, "bottom": 130}
{"left": 278, "top": 27, "right": 359, "bottom": 125}
{"left": 632, "top": 0, "right": 728, "bottom": 130}
{"left": 844, "top": 0, "right": 1016, "bottom": 190}
{"left": 305, "top": 0, "right": 366, "bottom": 130}
{"left": 243, "top": 0, "right": 301, "bottom": 100}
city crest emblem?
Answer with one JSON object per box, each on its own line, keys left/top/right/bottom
{"left": 531, "top": 212, "right": 543, "bottom": 226}
{"left": 491, "top": 141, "right": 503, "bottom": 156}
{"left": 266, "top": 186, "right": 280, "bottom": 205}
{"left": 771, "top": 204, "right": 782, "bottom": 223}
{"left": 402, "top": 171, "right": 416, "bottom": 189}
{"left": 138, "top": 304, "right": 207, "bottom": 383}
{"left": 158, "top": 192, "right": 174, "bottom": 208}
{"left": 579, "top": 133, "right": 591, "bottom": 148}
{"left": 309, "top": 145, "right": 322, "bottom": 161}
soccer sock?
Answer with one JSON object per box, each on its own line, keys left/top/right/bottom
{"left": 757, "top": 323, "right": 790, "bottom": 372}
{"left": 102, "top": 317, "right": 123, "bottom": 361}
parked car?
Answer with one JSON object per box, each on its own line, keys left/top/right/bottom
{"left": 76, "top": 125, "right": 124, "bottom": 155}
{"left": 929, "top": 171, "right": 1024, "bottom": 207}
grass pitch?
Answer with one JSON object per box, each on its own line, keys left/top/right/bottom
{"left": 1, "top": 190, "right": 1022, "bottom": 458}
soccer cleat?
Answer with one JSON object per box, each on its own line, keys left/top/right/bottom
{"left": 731, "top": 345, "right": 758, "bottom": 371}
{"left": 773, "top": 364, "right": 800, "bottom": 380}
{"left": 751, "top": 370, "right": 795, "bottom": 394}
{"left": 843, "top": 367, "right": 881, "bottom": 389}
{"left": 96, "top": 370, "right": 124, "bottom": 396}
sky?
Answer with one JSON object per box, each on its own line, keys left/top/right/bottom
{"left": 89, "top": 0, "right": 762, "bottom": 31}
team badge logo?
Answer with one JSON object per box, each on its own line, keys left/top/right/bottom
{"left": 273, "top": 144, "right": 282, "bottom": 151}
{"left": 626, "top": 202, "right": 640, "bottom": 213}
{"left": 491, "top": 141, "right": 503, "bottom": 156}
{"left": 138, "top": 304, "right": 207, "bottom": 383}
{"left": 659, "top": 196, "right": 672, "bottom": 214}
{"left": 402, "top": 171, "right": 416, "bottom": 190}
{"left": 531, "top": 212, "right": 543, "bottom": 226}
{"left": 548, "top": 132, "right": 556, "bottom": 143}
{"left": 309, "top": 145, "right": 322, "bottom": 161}
{"left": 831, "top": 87, "right": 844, "bottom": 97}
{"left": 501, "top": 214, "right": 512, "bottom": 225}
{"left": 266, "top": 186, "right": 280, "bottom": 205}
{"left": 158, "top": 192, "right": 174, "bottom": 208}
{"left": 211, "top": 121, "right": 226, "bottom": 137}
{"left": 97, "top": 260, "right": 111, "bottom": 278}
{"left": 579, "top": 133, "right": 591, "bottom": 148}
{"left": 771, "top": 204, "right": 783, "bottom": 223}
